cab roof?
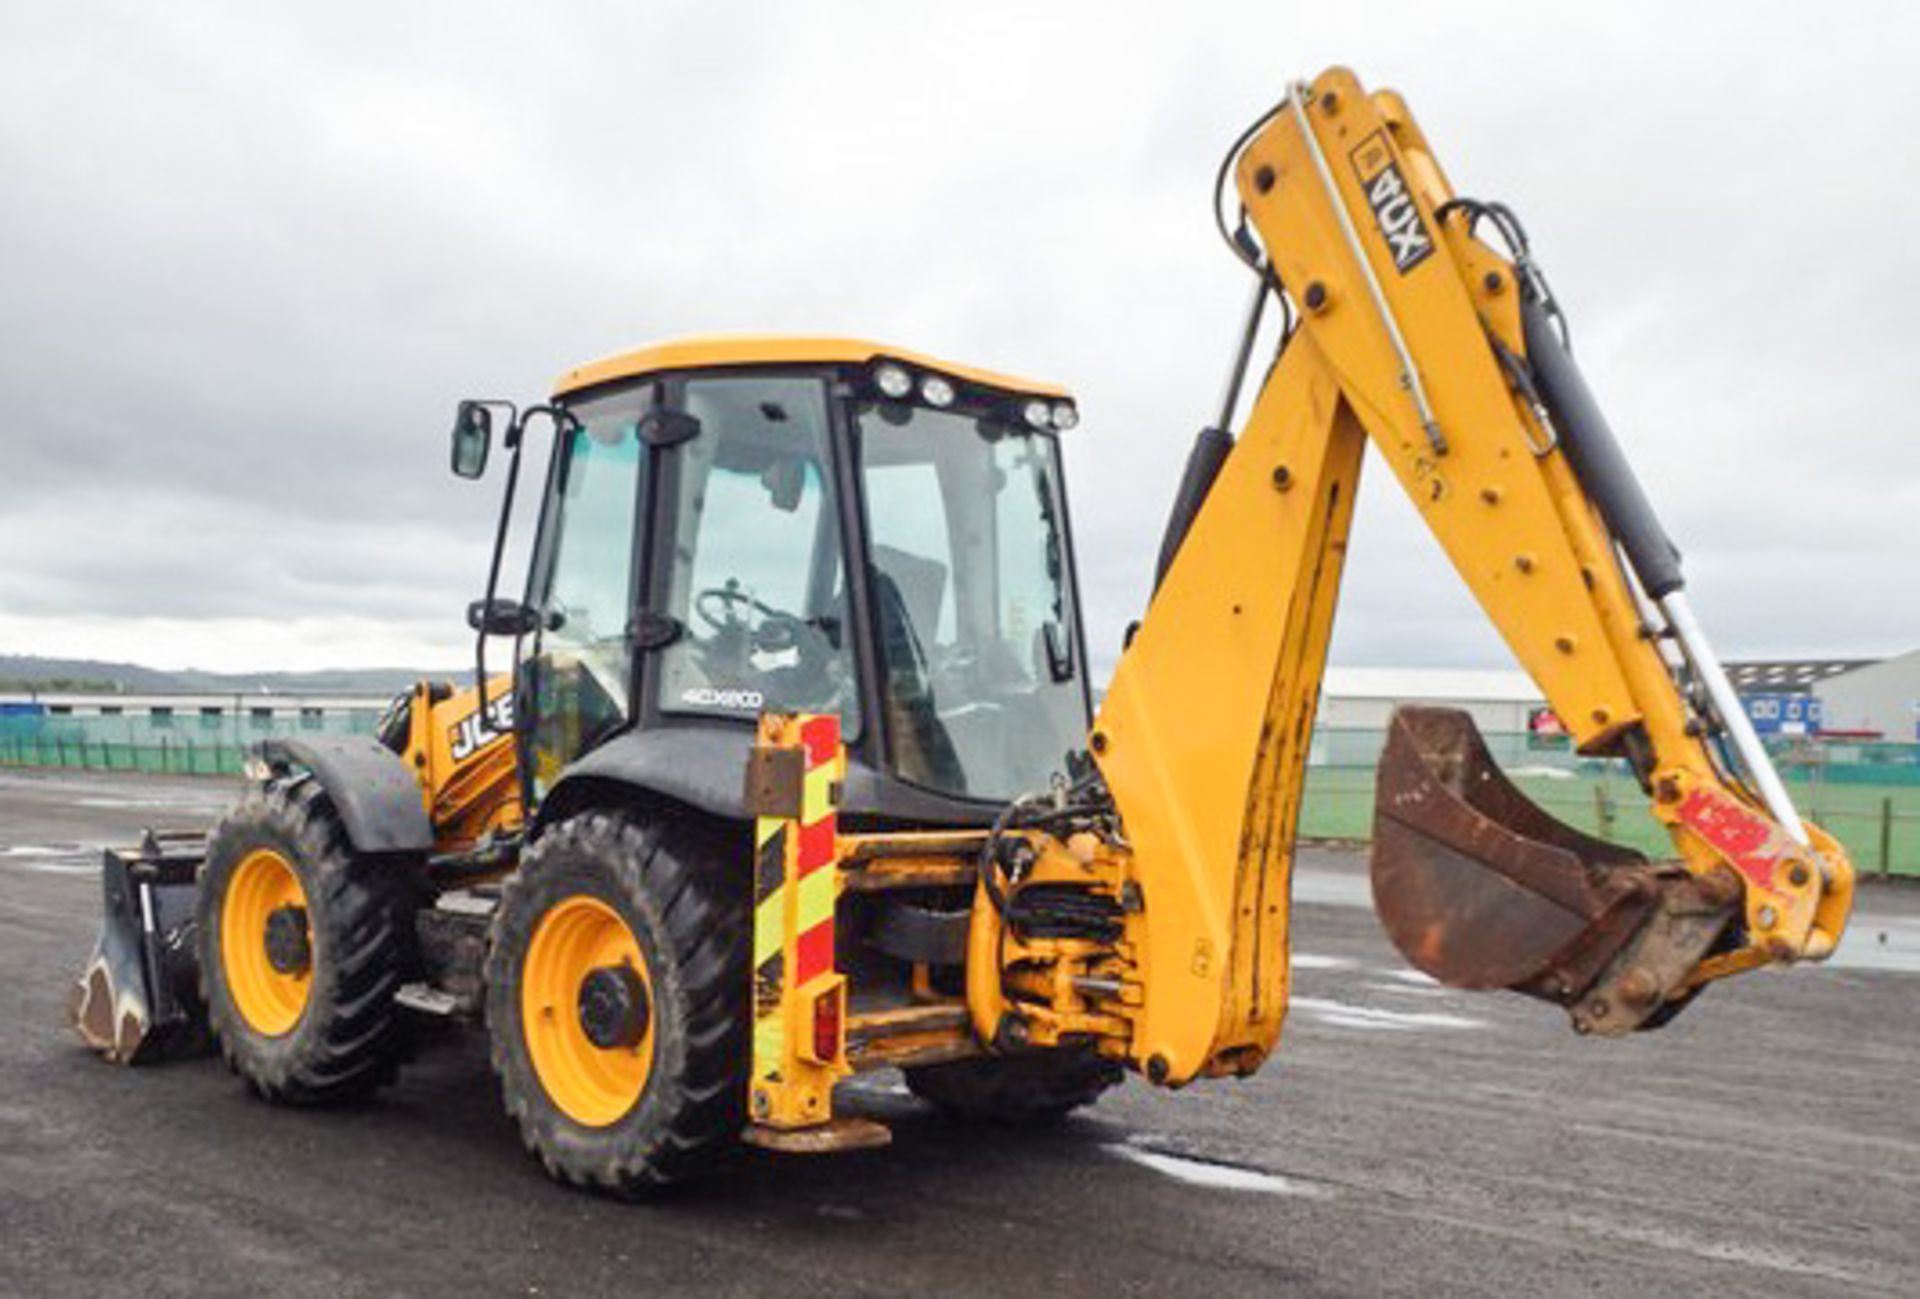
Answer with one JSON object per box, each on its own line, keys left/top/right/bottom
{"left": 553, "top": 334, "right": 1071, "bottom": 401}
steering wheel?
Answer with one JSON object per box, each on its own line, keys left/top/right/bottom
{"left": 694, "top": 586, "right": 816, "bottom": 655}
{"left": 694, "top": 585, "right": 767, "bottom": 631}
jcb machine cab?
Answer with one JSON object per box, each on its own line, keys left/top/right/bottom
{"left": 76, "top": 67, "right": 1854, "bottom": 1196}
{"left": 461, "top": 338, "right": 1094, "bottom": 833}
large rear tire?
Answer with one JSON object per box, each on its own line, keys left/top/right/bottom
{"left": 905, "top": 1048, "right": 1122, "bottom": 1125}
{"left": 486, "top": 810, "right": 747, "bottom": 1193}
{"left": 197, "top": 779, "right": 417, "bottom": 1103}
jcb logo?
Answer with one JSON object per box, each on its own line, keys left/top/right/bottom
{"left": 1350, "top": 132, "right": 1433, "bottom": 274}
{"left": 448, "top": 694, "right": 514, "bottom": 763}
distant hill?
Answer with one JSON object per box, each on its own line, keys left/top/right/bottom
{"left": 0, "top": 655, "right": 434, "bottom": 697}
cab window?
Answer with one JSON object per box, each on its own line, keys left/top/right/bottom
{"left": 522, "top": 389, "right": 648, "bottom": 798}
{"left": 656, "top": 376, "right": 859, "bottom": 733}
{"left": 855, "top": 400, "right": 1087, "bottom": 800}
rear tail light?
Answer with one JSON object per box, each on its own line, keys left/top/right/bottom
{"left": 810, "top": 984, "right": 843, "bottom": 1064}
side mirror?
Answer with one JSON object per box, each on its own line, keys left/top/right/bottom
{"left": 467, "top": 597, "right": 541, "bottom": 636}
{"left": 451, "top": 401, "right": 492, "bottom": 479}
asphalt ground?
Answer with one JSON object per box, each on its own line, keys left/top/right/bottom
{"left": 1, "top": 768, "right": 1915, "bottom": 1297}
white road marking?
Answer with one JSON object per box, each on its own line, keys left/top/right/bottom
{"left": 1829, "top": 915, "right": 1920, "bottom": 974}
{"left": 1382, "top": 968, "right": 1438, "bottom": 986}
{"left": 1290, "top": 996, "right": 1485, "bottom": 1032}
{"left": 1291, "top": 870, "right": 1373, "bottom": 909}
{"left": 1558, "top": 1213, "right": 1888, "bottom": 1288}
{"left": 1291, "top": 952, "right": 1354, "bottom": 970}
{"left": 0, "top": 844, "right": 98, "bottom": 875}
{"left": 1365, "top": 980, "right": 1447, "bottom": 999}
{"left": 1105, "top": 1144, "right": 1331, "bottom": 1198}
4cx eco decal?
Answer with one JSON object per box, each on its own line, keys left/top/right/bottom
{"left": 1349, "top": 131, "right": 1434, "bottom": 274}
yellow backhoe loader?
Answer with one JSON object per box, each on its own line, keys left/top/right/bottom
{"left": 73, "top": 66, "right": 1854, "bottom": 1191}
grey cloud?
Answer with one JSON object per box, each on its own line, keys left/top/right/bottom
{"left": 0, "top": 1, "right": 1913, "bottom": 675}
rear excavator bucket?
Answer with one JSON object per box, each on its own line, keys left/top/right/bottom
{"left": 1370, "top": 706, "right": 1738, "bottom": 1035}
{"left": 70, "top": 831, "right": 209, "bottom": 1064}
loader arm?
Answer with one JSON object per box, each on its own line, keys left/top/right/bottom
{"left": 1091, "top": 67, "right": 1853, "bottom": 1083}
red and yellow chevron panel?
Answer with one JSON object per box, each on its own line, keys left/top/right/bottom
{"left": 748, "top": 712, "right": 848, "bottom": 1130}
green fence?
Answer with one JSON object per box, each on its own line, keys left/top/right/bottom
{"left": 2, "top": 712, "right": 1915, "bottom": 875}
{"left": 1300, "top": 729, "right": 1920, "bottom": 877}
{"left": 0, "top": 708, "right": 379, "bottom": 777}
{"left": 0, "top": 731, "right": 257, "bottom": 775}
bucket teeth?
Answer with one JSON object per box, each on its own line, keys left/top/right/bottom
{"left": 1369, "top": 706, "right": 1733, "bottom": 1032}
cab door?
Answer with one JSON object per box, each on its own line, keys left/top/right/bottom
{"left": 646, "top": 373, "right": 861, "bottom": 736}
{"left": 518, "top": 386, "right": 652, "bottom": 801}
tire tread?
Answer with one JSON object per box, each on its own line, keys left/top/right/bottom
{"left": 197, "top": 779, "right": 415, "bottom": 1105}
{"left": 487, "top": 809, "right": 747, "bottom": 1193}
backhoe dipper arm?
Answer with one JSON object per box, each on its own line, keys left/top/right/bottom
{"left": 1090, "top": 67, "right": 1853, "bottom": 1084}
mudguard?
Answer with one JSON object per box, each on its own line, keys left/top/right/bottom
{"left": 539, "top": 723, "right": 999, "bottom": 832}
{"left": 255, "top": 734, "right": 433, "bottom": 854}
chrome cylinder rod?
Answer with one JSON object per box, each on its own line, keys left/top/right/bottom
{"left": 1286, "top": 80, "right": 1446, "bottom": 455}
{"left": 1659, "top": 591, "right": 1808, "bottom": 847}
{"left": 1212, "top": 270, "right": 1270, "bottom": 432}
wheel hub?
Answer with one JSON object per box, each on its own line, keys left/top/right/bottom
{"left": 578, "top": 964, "right": 650, "bottom": 1050}
{"left": 263, "top": 904, "right": 311, "bottom": 975}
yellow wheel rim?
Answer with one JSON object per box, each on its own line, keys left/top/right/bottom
{"left": 521, "top": 895, "right": 655, "bottom": 1127}
{"left": 220, "top": 848, "right": 311, "bottom": 1036}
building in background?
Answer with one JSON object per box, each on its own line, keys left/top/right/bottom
{"left": 1722, "top": 658, "right": 1869, "bottom": 737}
{"left": 1811, "top": 649, "right": 1920, "bottom": 741}
{"left": 0, "top": 691, "right": 389, "bottom": 745}
{"left": 1319, "top": 657, "right": 1920, "bottom": 745}
{"left": 10, "top": 652, "right": 1915, "bottom": 760}
{"left": 1316, "top": 667, "right": 1542, "bottom": 734}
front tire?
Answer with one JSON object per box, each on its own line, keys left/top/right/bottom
{"left": 197, "top": 779, "right": 416, "bottom": 1103}
{"left": 486, "top": 810, "right": 747, "bottom": 1193}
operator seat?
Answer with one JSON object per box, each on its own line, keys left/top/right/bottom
{"left": 869, "top": 551, "right": 966, "bottom": 793}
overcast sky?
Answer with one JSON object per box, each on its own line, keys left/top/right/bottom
{"left": 2, "top": 1, "right": 1914, "bottom": 679}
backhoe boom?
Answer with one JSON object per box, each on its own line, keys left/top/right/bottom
{"left": 1089, "top": 67, "right": 1853, "bottom": 1083}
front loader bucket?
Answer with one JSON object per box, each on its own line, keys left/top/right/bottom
{"left": 70, "top": 832, "right": 210, "bottom": 1064}
{"left": 1370, "top": 707, "right": 1735, "bottom": 1034}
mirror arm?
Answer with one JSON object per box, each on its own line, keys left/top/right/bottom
{"left": 472, "top": 405, "right": 581, "bottom": 735}
{"left": 474, "top": 426, "right": 525, "bottom": 735}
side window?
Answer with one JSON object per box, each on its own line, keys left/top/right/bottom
{"left": 991, "top": 434, "right": 1072, "bottom": 683}
{"left": 855, "top": 402, "right": 1087, "bottom": 801}
{"left": 657, "top": 376, "right": 859, "bottom": 733}
{"left": 524, "top": 391, "right": 646, "bottom": 796}
{"left": 862, "top": 463, "right": 956, "bottom": 651}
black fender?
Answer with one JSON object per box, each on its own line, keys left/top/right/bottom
{"left": 535, "top": 725, "right": 753, "bottom": 832}
{"left": 535, "top": 723, "right": 1000, "bottom": 836}
{"left": 254, "top": 735, "right": 433, "bottom": 854}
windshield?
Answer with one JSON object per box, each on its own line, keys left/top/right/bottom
{"left": 855, "top": 398, "right": 1089, "bottom": 800}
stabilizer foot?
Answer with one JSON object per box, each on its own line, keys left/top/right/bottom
{"left": 742, "top": 1117, "right": 893, "bottom": 1154}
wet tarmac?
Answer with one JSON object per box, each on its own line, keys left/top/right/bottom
{"left": 2, "top": 768, "right": 1915, "bottom": 1297}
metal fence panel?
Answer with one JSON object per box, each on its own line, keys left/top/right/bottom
{"left": 2, "top": 718, "right": 1914, "bottom": 873}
